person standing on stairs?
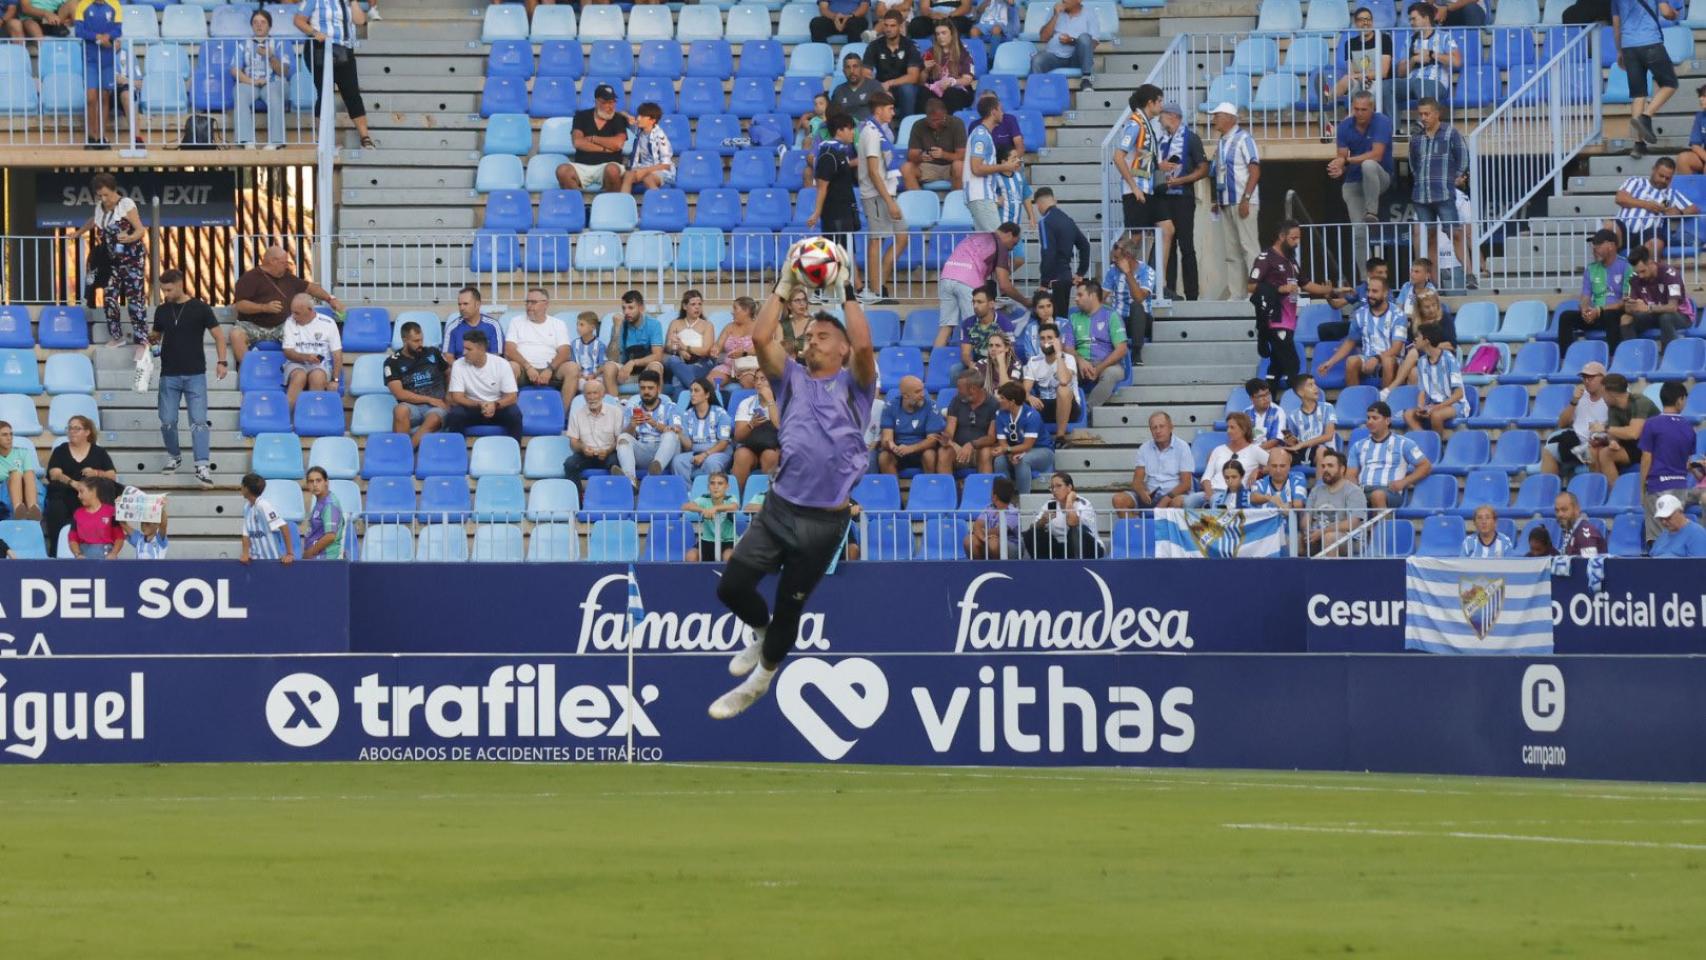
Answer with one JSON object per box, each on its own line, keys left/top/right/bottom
{"left": 1613, "top": 0, "right": 1682, "bottom": 155}
{"left": 295, "top": 0, "right": 377, "bottom": 150}
{"left": 153, "top": 269, "right": 226, "bottom": 488}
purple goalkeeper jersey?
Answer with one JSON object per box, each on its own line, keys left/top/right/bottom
{"left": 770, "top": 357, "right": 876, "bottom": 509}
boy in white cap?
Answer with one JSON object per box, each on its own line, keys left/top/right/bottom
{"left": 1210, "top": 103, "right": 1261, "bottom": 300}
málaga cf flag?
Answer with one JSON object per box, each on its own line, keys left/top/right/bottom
{"left": 1154, "top": 508, "right": 1287, "bottom": 558}
{"left": 1403, "top": 557, "right": 1554, "bottom": 655}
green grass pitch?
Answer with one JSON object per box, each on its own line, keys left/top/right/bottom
{"left": 2, "top": 763, "right": 1703, "bottom": 958}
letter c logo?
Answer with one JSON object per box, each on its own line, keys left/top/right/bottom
{"left": 1521, "top": 664, "right": 1564, "bottom": 733}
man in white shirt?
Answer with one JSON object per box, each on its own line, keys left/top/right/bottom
{"left": 856, "top": 91, "right": 907, "bottom": 305}
{"left": 1210, "top": 104, "right": 1262, "bottom": 300}
{"left": 1028, "top": 0, "right": 1099, "bottom": 88}
{"left": 505, "top": 287, "right": 576, "bottom": 407}
{"left": 1021, "top": 321, "right": 1079, "bottom": 442}
{"left": 280, "top": 293, "right": 342, "bottom": 411}
{"left": 444, "top": 329, "right": 522, "bottom": 440}
{"left": 1541, "top": 360, "right": 1610, "bottom": 477}
{"left": 565, "top": 377, "right": 624, "bottom": 489}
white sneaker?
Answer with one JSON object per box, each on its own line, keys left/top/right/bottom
{"left": 161, "top": 457, "right": 180, "bottom": 474}
{"left": 368, "top": 6, "right": 382, "bottom": 20}
{"left": 729, "top": 633, "right": 766, "bottom": 677}
{"left": 709, "top": 666, "right": 775, "bottom": 720}
{"left": 856, "top": 288, "right": 881, "bottom": 305}
{"left": 195, "top": 464, "right": 213, "bottom": 487}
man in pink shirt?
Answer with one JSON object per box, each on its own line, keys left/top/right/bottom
{"left": 935, "top": 224, "right": 1027, "bottom": 347}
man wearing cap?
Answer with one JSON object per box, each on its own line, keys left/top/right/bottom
{"left": 1651, "top": 493, "right": 1706, "bottom": 556}
{"left": 1157, "top": 101, "right": 1208, "bottom": 301}
{"left": 557, "top": 84, "right": 630, "bottom": 194}
{"left": 1639, "top": 381, "right": 1704, "bottom": 540}
{"left": 1557, "top": 229, "right": 1631, "bottom": 351}
{"left": 1210, "top": 102, "right": 1261, "bottom": 300}
{"left": 1540, "top": 359, "right": 1610, "bottom": 478}
{"left": 1329, "top": 91, "right": 1394, "bottom": 233}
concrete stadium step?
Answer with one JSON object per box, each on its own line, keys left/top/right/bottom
{"left": 345, "top": 136, "right": 482, "bottom": 157}
{"left": 361, "top": 92, "right": 481, "bottom": 115}
{"left": 1547, "top": 195, "right": 1620, "bottom": 218}
{"left": 1150, "top": 318, "right": 1257, "bottom": 342}
{"left": 97, "top": 372, "right": 239, "bottom": 392}
{"left": 345, "top": 167, "right": 479, "bottom": 191}
{"left": 367, "top": 21, "right": 483, "bottom": 43}
{"left": 104, "top": 409, "right": 242, "bottom": 432}
{"left": 342, "top": 207, "right": 480, "bottom": 231}
{"left": 110, "top": 450, "right": 252, "bottom": 476}
{"left": 1130, "top": 363, "right": 1254, "bottom": 386}
{"left": 1140, "top": 341, "right": 1259, "bottom": 365}
{"left": 340, "top": 187, "right": 487, "bottom": 207}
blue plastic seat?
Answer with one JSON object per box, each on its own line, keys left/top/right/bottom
{"left": 693, "top": 188, "right": 744, "bottom": 231}
{"left": 1608, "top": 512, "right": 1645, "bottom": 557}
{"left": 476, "top": 154, "right": 525, "bottom": 192}
{"left": 470, "top": 523, "right": 525, "bottom": 561}
{"left": 526, "top": 478, "right": 580, "bottom": 523}
{"left": 865, "top": 310, "right": 901, "bottom": 348}
{"left": 1567, "top": 471, "right": 1608, "bottom": 511}
{"left": 537, "top": 189, "right": 587, "bottom": 232}
{"left": 575, "top": 231, "right": 626, "bottom": 271}
{"left": 480, "top": 75, "right": 529, "bottom": 117}
{"left": 1557, "top": 340, "right": 1608, "bottom": 379}
{"left": 486, "top": 39, "right": 535, "bottom": 79}
{"left": 635, "top": 39, "right": 684, "bottom": 79}
{"left": 588, "top": 39, "right": 635, "bottom": 79}
{"left": 0, "top": 395, "right": 40, "bottom": 437}
{"left": 636, "top": 188, "right": 688, "bottom": 233}
{"left": 686, "top": 40, "right": 736, "bottom": 81}
{"left": 1464, "top": 383, "right": 1527, "bottom": 429}
{"left": 36, "top": 306, "right": 89, "bottom": 349}
{"left": 865, "top": 516, "right": 915, "bottom": 560}
{"left": 482, "top": 3, "right": 530, "bottom": 42}
{"left": 1407, "top": 430, "right": 1442, "bottom": 465}
{"left": 529, "top": 75, "right": 578, "bottom": 118}
{"left": 628, "top": 75, "right": 676, "bottom": 113}
{"left": 342, "top": 307, "right": 392, "bottom": 353}
{"left": 1022, "top": 73, "right": 1071, "bottom": 116}
{"left": 308, "top": 436, "right": 360, "bottom": 481}
{"left": 239, "top": 391, "right": 290, "bottom": 436}
{"left": 0, "top": 349, "right": 39, "bottom": 396}
{"left": 1455, "top": 468, "right": 1511, "bottom": 517}
{"left": 975, "top": 74, "right": 1021, "bottom": 107}
{"left": 359, "top": 433, "right": 413, "bottom": 479}
{"left": 676, "top": 150, "right": 723, "bottom": 191}
{"left": 1435, "top": 430, "right": 1490, "bottom": 477}
{"left": 1584, "top": 472, "right": 1641, "bottom": 520}
{"left": 362, "top": 524, "right": 415, "bottom": 562}
{"left": 637, "top": 474, "right": 691, "bottom": 516}
{"left": 786, "top": 42, "right": 835, "bottom": 78}
{"left": 876, "top": 347, "right": 926, "bottom": 390}
{"left": 918, "top": 518, "right": 969, "bottom": 560}
{"left": 418, "top": 476, "right": 472, "bottom": 523}
{"left": 1334, "top": 384, "right": 1379, "bottom": 426}
{"left": 695, "top": 113, "right": 744, "bottom": 156}
{"left": 1417, "top": 515, "right": 1464, "bottom": 556}
{"left": 415, "top": 434, "right": 470, "bottom": 479}
{"left": 743, "top": 188, "right": 792, "bottom": 230}
{"left": 483, "top": 189, "right": 533, "bottom": 233}
{"left": 777, "top": 76, "right": 822, "bottom": 116}
{"left": 678, "top": 228, "right": 726, "bottom": 270}
{"left": 728, "top": 76, "right": 777, "bottom": 118}
{"left": 623, "top": 231, "right": 669, "bottom": 270}
{"left": 1609, "top": 339, "right": 1659, "bottom": 379}
{"left": 678, "top": 76, "right": 725, "bottom": 118}
{"left": 1650, "top": 338, "right": 1705, "bottom": 382}
{"left": 922, "top": 345, "right": 961, "bottom": 393}
{"left": 1518, "top": 383, "right": 1576, "bottom": 428}
{"left": 1455, "top": 300, "right": 1500, "bottom": 341}
{"left": 906, "top": 474, "right": 959, "bottom": 515}
{"left": 463, "top": 436, "right": 519, "bottom": 478}
{"left": 292, "top": 391, "right": 344, "bottom": 437}
{"left": 42, "top": 354, "right": 93, "bottom": 396}
{"left": 585, "top": 520, "right": 639, "bottom": 561}
{"left": 518, "top": 390, "right": 567, "bottom": 436}
{"left": 726, "top": 3, "right": 773, "bottom": 42}
{"left": 1250, "top": 74, "right": 1299, "bottom": 112}
{"left": 1488, "top": 430, "right": 1541, "bottom": 474}
{"left": 0, "top": 307, "right": 30, "bottom": 349}
{"left": 250, "top": 432, "right": 305, "bottom": 480}
{"left": 990, "top": 39, "right": 1037, "bottom": 76}
{"left": 483, "top": 114, "right": 534, "bottom": 157}
{"left": 589, "top": 193, "right": 640, "bottom": 232}
{"left": 678, "top": 5, "right": 726, "bottom": 42}
{"left": 470, "top": 230, "right": 520, "bottom": 273}
{"left": 1499, "top": 341, "right": 1558, "bottom": 384}
{"left": 581, "top": 475, "right": 636, "bottom": 519}
{"left": 1492, "top": 300, "right": 1549, "bottom": 342}
{"left": 1503, "top": 472, "right": 1561, "bottom": 520}
{"left": 851, "top": 473, "right": 902, "bottom": 512}
{"left": 414, "top": 525, "right": 469, "bottom": 562}
{"left": 537, "top": 40, "right": 585, "bottom": 78}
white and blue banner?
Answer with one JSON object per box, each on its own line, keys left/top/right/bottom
{"left": 1403, "top": 558, "right": 1555, "bottom": 655}
{"left": 1153, "top": 508, "right": 1287, "bottom": 558}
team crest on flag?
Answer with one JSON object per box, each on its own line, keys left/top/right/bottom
{"left": 1457, "top": 576, "right": 1505, "bottom": 641}
{"left": 1187, "top": 510, "right": 1243, "bottom": 557}
{"left": 1153, "top": 508, "right": 1286, "bottom": 558}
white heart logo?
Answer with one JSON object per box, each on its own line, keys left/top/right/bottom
{"left": 775, "top": 657, "right": 889, "bottom": 761}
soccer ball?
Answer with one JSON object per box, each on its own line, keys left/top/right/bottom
{"left": 790, "top": 236, "right": 850, "bottom": 289}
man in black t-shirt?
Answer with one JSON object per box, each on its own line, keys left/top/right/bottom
{"left": 152, "top": 268, "right": 227, "bottom": 486}
{"left": 804, "top": 113, "right": 864, "bottom": 292}
{"left": 866, "top": 10, "right": 924, "bottom": 119}
{"left": 555, "top": 84, "right": 630, "bottom": 194}
{"left": 385, "top": 320, "right": 451, "bottom": 448}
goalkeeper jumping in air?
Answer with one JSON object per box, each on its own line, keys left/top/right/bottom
{"left": 708, "top": 240, "right": 879, "bottom": 720}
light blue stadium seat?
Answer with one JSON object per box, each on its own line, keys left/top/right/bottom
{"left": 1255, "top": 0, "right": 1303, "bottom": 32}
{"left": 629, "top": 4, "right": 675, "bottom": 41}
{"left": 120, "top": 5, "right": 160, "bottom": 38}
{"left": 292, "top": 391, "right": 344, "bottom": 438}
{"left": 531, "top": 4, "right": 578, "bottom": 40}
{"left": 1663, "top": 26, "right": 1693, "bottom": 65}
{"left": 525, "top": 522, "right": 578, "bottom": 561}
{"left": 0, "top": 307, "right": 29, "bottom": 350}
{"left": 1567, "top": 471, "right": 1608, "bottom": 511}
{"left": 1304, "top": 0, "right": 1351, "bottom": 30}
{"left": 1197, "top": 73, "right": 1250, "bottom": 113}
{"left": 391, "top": 311, "right": 443, "bottom": 352}
{"left": 1652, "top": 338, "right": 1706, "bottom": 382}
{"left": 522, "top": 436, "right": 572, "bottom": 480}
{"left": 1284, "top": 35, "right": 1335, "bottom": 75}
{"left": 1230, "top": 37, "right": 1280, "bottom": 75}
{"left": 161, "top": 4, "right": 209, "bottom": 39}
{"left": 475, "top": 154, "right": 525, "bottom": 192}
{"left": 1250, "top": 74, "right": 1299, "bottom": 111}
{"left": 895, "top": 191, "right": 939, "bottom": 230}
{"left": 678, "top": 228, "right": 726, "bottom": 270}
{"left": 532, "top": 117, "right": 571, "bottom": 156}
{"left": 305, "top": 436, "right": 359, "bottom": 481}
{"left": 990, "top": 40, "right": 1036, "bottom": 76}
{"left": 250, "top": 432, "right": 305, "bottom": 480}
{"left": 239, "top": 391, "right": 289, "bottom": 436}
{"left": 483, "top": 113, "right": 533, "bottom": 156}
{"left": 483, "top": 3, "right": 530, "bottom": 42}
{"left": 1020, "top": 2, "right": 1056, "bottom": 41}
{"left": 786, "top": 42, "right": 834, "bottom": 77}
{"left": 527, "top": 477, "right": 581, "bottom": 522}
{"left": 414, "top": 524, "right": 469, "bottom": 562}
{"left": 0, "top": 394, "right": 40, "bottom": 437}
{"left": 0, "top": 520, "right": 47, "bottom": 558}
{"left": 725, "top": 4, "right": 773, "bottom": 42}
{"left": 589, "top": 193, "right": 640, "bottom": 232}
{"left": 362, "top": 524, "right": 414, "bottom": 562}
{"left": 1603, "top": 65, "right": 1631, "bottom": 105}
{"left": 525, "top": 153, "right": 571, "bottom": 191}
{"left": 470, "top": 435, "right": 522, "bottom": 477}
{"left": 1454, "top": 300, "right": 1500, "bottom": 341}
{"left": 41, "top": 354, "right": 92, "bottom": 397}
{"left": 1491, "top": 299, "right": 1548, "bottom": 342}
{"left": 678, "top": 5, "right": 724, "bottom": 41}
{"left": 469, "top": 230, "right": 519, "bottom": 272}
{"left": 587, "top": 520, "right": 641, "bottom": 561}
{"left": 576, "top": 231, "right": 625, "bottom": 271}
{"left": 468, "top": 523, "right": 524, "bottom": 561}
{"left": 622, "top": 230, "right": 669, "bottom": 270}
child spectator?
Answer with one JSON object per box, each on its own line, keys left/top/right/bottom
{"left": 800, "top": 92, "right": 831, "bottom": 158}
{"left": 126, "top": 495, "right": 169, "bottom": 559}
{"left": 620, "top": 101, "right": 675, "bottom": 194}
{"left": 1212, "top": 460, "right": 1252, "bottom": 509}
{"left": 67, "top": 477, "right": 124, "bottom": 559}
{"left": 0, "top": 420, "right": 39, "bottom": 520}
{"left": 567, "top": 310, "right": 615, "bottom": 401}
{"left": 239, "top": 472, "right": 295, "bottom": 564}
{"left": 966, "top": 475, "right": 1023, "bottom": 559}
{"left": 683, "top": 471, "right": 739, "bottom": 562}
{"left": 300, "top": 466, "right": 345, "bottom": 560}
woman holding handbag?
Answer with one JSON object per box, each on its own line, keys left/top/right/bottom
{"left": 294, "top": 0, "right": 377, "bottom": 149}
{"left": 78, "top": 173, "right": 150, "bottom": 367}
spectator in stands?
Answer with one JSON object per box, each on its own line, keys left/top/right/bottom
{"left": 296, "top": 0, "right": 376, "bottom": 149}
{"left": 662, "top": 290, "right": 718, "bottom": 395}
{"left": 1593, "top": 373, "right": 1659, "bottom": 486}
{"left": 812, "top": 0, "right": 871, "bottom": 45}
{"left": 983, "top": 331, "right": 1022, "bottom": 393}
{"left": 444, "top": 329, "right": 523, "bottom": 441}
{"left": 902, "top": 99, "right": 966, "bottom": 191}
{"left": 619, "top": 102, "right": 674, "bottom": 195}
{"left": 970, "top": 0, "right": 1019, "bottom": 41}
{"left": 806, "top": 115, "right": 864, "bottom": 288}
{"left": 1244, "top": 378, "right": 1287, "bottom": 450}
{"left": 670, "top": 378, "right": 734, "bottom": 484}
{"left": 1433, "top": 0, "right": 1488, "bottom": 27}
{"left": 937, "top": 224, "right": 1025, "bottom": 348}
{"left": 1404, "top": 323, "right": 1469, "bottom": 432}
{"left": 732, "top": 373, "right": 782, "bottom": 488}
{"left": 1319, "top": 277, "right": 1403, "bottom": 390}
{"left": 1064, "top": 279, "right": 1129, "bottom": 410}
{"left": 1029, "top": 0, "right": 1098, "bottom": 88}
{"left": 966, "top": 475, "right": 1022, "bottom": 559}
{"left": 907, "top": 0, "right": 975, "bottom": 39}
{"left": 1025, "top": 471, "right": 1103, "bottom": 558}
{"left": 557, "top": 84, "right": 629, "bottom": 193}
{"left": 1398, "top": 6, "right": 1461, "bottom": 122}
{"left": 0, "top": 421, "right": 37, "bottom": 522}
{"left": 281, "top": 294, "right": 342, "bottom": 412}
{"left": 1639, "top": 381, "right": 1702, "bottom": 538}
{"left": 1651, "top": 493, "right": 1706, "bottom": 556}
{"left": 614, "top": 369, "right": 680, "bottom": 486}
{"left": 1555, "top": 490, "right": 1610, "bottom": 556}
{"left": 300, "top": 466, "right": 345, "bottom": 560}
{"left": 385, "top": 320, "right": 450, "bottom": 449}
{"left": 1209, "top": 104, "right": 1262, "bottom": 300}
{"left": 1250, "top": 221, "right": 1343, "bottom": 396}
{"left": 1021, "top": 322, "right": 1079, "bottom": 444}
{"left": 1037, "top": 187, "right": 1092, "bottom": 313}
{"left": 5, "top": 1, "right": 69, "bottom": 39}
{"left": 1113, "top": 411, "right": 1194, "bottom": 513}
{"left": 1330, "top": 92, "right": 1394, "bottom": 228}
{"left": 43, "top": 415, "right": 114, "bottom": 557}
{"left": 1327, "top": 9, "right": 1394, "bottom": 106}
{"left": 233, "top": 9, "right": 292, "bottom": 147}
{"left": 831, "top": 53, "right": 884, "bottom": 126}
{"left": 126, "top": 497, "right": 168, "bottom": 559}
{"left": 1527, "top": 525, "right": 1558, "bottom": 556}
{"left": 1191, "top": 412, "right": 1268, "bottom": 508}
{"left": 504, "top": 0, "right": 555, "bottom": 16}
{"left": 1251, "top": 447, "right": 1307, "bottom": 510}
{"left": 960, "top": 284, "right": 1012, "bottom": 373}
{"left": 1306, "top": 448, "right": 1367, "bottom": 556}
{"left": 79, "top": 173, "right": 148, "bottom": 358}
{"left": 1461, "top": 505, "right": 1511, "bottom": 557}
{"left": 1157, "top": 103, "right": 1208, "bottom": 302}
{"left": 73, "top": 0, "right": 120, "bottom": 148}
{"left": 939, "top": 368, "right": 998, "bottom": 475}
{"left": 966, "top": 97, "right": 1025, "bottom": 234}
{"left": 1328, "top": 256, "right": 1389, "bottom": 316}
{"left": 561, "top": 312, "right": 614, "bottom": 406}
{"left": 1541, "top": 360, "right": 1609, "bottom": 477}
{"left": 610, "top": 290, "right": 666, "bottom": 390}
{"left": 561, "top": 376, "right": 621, "bottom": 486}
{"left": 1213, "top": 460, "right": 1251, "bottom": 508}
{"left": 1391, "top": 288, "right": 1454, "bottom": 387}
{"left": 1283, "top": 373, "right": 1337, "bottom": 468}
{"left": 1410, "top": 97, "right": 1467, "bottom": 272}
{"left": 992, "top": 381, "right": 1051, "bottom": 494}
{"left": 1393, "top": 257, "right": 1438, "bottom": 321}
{"left": 231, "top": 246, "right": 342, "bottom": 365}
{"left": 869, "top": 11, "right": 925, "bottom": 119}
{"left": 1625, "top": 247, "right": 1696, "bottom": 343}
{"left": 856, "top": 92, "right": 907, "bottom": 304}
{"left": 443, "top": 287, "right": 503, "bottom": 361}
{"left": 923, "top": 19, "right": 977, "bottom": 113}
{"left": 711, "top": 297, "right": 762, "bottom": 392}
{"left": 799, "top": 93, "right": 831, "bottom": 162}
{"left": 1114, "top": 86, "right": 1168, "bottom": 274}
{"left": 65, "top": 478, "right": 122, "bottom": 560}
{"left": 152, "top": 269, "right": 226, "bottom": 487}
{"left": 1558, "top": 230, "right": 1631, "bottom": 351}
{"left": 1103, "top": 239, "right": 1152, "bottom": 367}
{"left": 683, "top": 472, "right": 739, "bottom": 563}
{"left": 1672, "top": 84, "right": 1706, "bottom": 174}
{"left": 1348, "top": 401, "right": 1433, "bottom": 509}
{"left": 780, "top": 289, "right": 815, "bottom": 358}
{"left": 239, "top": 472, "right": 294, "bottom": 564}
{"left": 1615, "top": 0, "right": 1681, "bottom": 152}
{"left": 878, "top": 375, "right": 945, "bottom": 475}
{"left": 1614, "top": 158, "right": 1699, "bottom": 259}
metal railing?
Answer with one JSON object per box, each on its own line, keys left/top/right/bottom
{"left": 0, "top": 38, "right": 320, "bottom": 150}
{"left": 1465, "top": 25, "right": 1601, "bottom": 246}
